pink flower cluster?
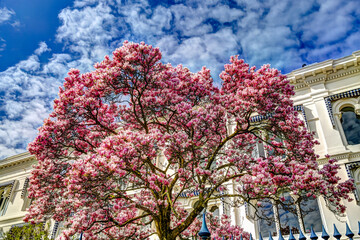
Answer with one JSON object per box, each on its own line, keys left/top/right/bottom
{"left": 25, "top": 41, "right": 355, "bottom": 239}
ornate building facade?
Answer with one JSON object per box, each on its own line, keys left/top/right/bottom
{"left": 0, "top": 153, "right": 36, "bottom": 237}
{"left": 240, "top": 50, "right": 360, "bottom": 238}
{"left": 178, "top": 50, "right": 360, "bottom": 239}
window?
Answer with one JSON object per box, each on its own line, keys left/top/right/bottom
{"left": 257, "top": 195, "right": 322, "bottom": 236}
{"left": 345, "top": 163, "right": 360, "bottom": 203}
{"left": 340, "top": 107, "right": 360, "bottom": 145}
{"left": 353, "top": 167, "right": 360, "bottom": 201}
{"left": 328, "top": 94, "right": 360, "bottom": 146}
{"left": 0, "top": 184, "right": 12, "bottom": 216}
{"left": 210, "top": 205, "right": 219, "bottom": 218}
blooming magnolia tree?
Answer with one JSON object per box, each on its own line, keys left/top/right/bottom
{"left": 25, "top": 42, "right": 354, "bottom": 240}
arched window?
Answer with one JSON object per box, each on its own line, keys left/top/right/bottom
{"left": 210, "top": 205, "right": 219, "bottom": 218}
{"left": 340, "top": 106, "right": 360, "bottom": 145}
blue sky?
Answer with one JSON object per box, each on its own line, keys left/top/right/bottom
{"left": 0, "top": 0, "right": 359, "bottom": 158}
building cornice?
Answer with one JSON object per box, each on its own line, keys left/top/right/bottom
{"left": 287, "top": 50, "right": 360, "bottom": 90}
{"left": 0, "top": 152, "right": 35, "bottom": 170}
{"left": 317, "top": 151, "right": 360, "bottom": 165}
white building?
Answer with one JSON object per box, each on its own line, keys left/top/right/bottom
{"left": 179, "top": 50, "right": 360, "bottom": 239}
{"left": 237, "top": 50, "right": 360, "bottom": 238}
{"left": 0, "top": 51, "right": 360, "bottom": 239}
{"left": 0, "top": 153, "right": 35, "bottom": 237}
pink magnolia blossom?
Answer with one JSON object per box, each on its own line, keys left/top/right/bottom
{"left": 25, "top": 42, "right": 354, "bottom": 240}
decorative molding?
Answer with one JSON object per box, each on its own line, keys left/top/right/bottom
{"left": 294, "top": 83, "right": 307, "bottom": 90}
{"left": 345, "top": 161, "right": 360, "bottom": 177}
{"left": 0, "top": 152, "right": 35, "bottom": 170}
{"left": 324, "top": 88, "right": 360, "bottom": 127}
{"left": 328, "top": 68, "right": 360, "bottom": 81}
{"left": 304, "top": 76, "right": 326, "bottom": 85}
{"left": 294, "top": 105, "right": 308, "bottom": 128}
{"left": 317, "top": 151, "right": 360, "bottom": 163}
{"left": 51, "top": 221, "right": 60, "bottom": 239}
{"left": 10, "top": 222, "right": 27, "bottom": 228}
{"left": 178, "top": 187, "right": 219, "bottom": 198}
{"left": 21, "top": 178, "right": 29, "bottom": 199}
{"left": 9, "top": 180, "right": 17, "bottom": 202}
{"left": 179, "top": 189, "right": 201, "bottom": 198}
{"left": 345, "top": 161, "right": 360, "bottom": 201}
{"left": 331, "top": 154, "right": 350, "bottom": 160}
{"left": 350, "top": 153, "right": 360, "bottom": 159}
{"left": 317, "top": 159, "right": 329, "bottom": 165}
{"left": 0, "top": 180, "right": 15, "bottom": 200}
{"left": 287, "top": 50, "right": 360, "bottom": 90}
{"left": 249, "top": 105, "right": 307, "bottom": 126}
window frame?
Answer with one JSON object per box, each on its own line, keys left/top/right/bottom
{"left": 0, "top": 180, "right": 15, "bottom": 217}
{"left": 332, "top": 97, "right": 360, "bottom": 148}
{"left": 254, "top": 195, "right": 323, "bottom": 238}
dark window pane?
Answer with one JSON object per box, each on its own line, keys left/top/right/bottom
{"left": 210, "top": 206, "right": 219, "bottom": 218}
{"left": 341, "top": 107, "right": 360, "bottom": 145}
{"left": 258, "top": 199, "right": 277, "bottom": 237}
{"left": 278, "top": 195, "right": 300, "bottom": 235}
{"left": 301, "top": 197, "right": 322, "bottom": 233}
{"left": 258, "top": 196, "right": 322, "bottom": 236}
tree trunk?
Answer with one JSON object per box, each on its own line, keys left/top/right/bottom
{"left": 271, "top": 199, "right": 281, "bottom": 235}
{"left": 156, "top": 218, "right": 177, "bottom": 240}
{"left": 295, "top": 201, "right": 305, "bottom": 233}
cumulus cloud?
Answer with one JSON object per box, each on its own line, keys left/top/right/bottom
{"left": 0, "top": 38, "right": 6, "bottom": 52}
{"left": 0, "top": 62, "right": 60, "bottom": 158}
{"left": 302, "top": 1, "right": 357, "bottom": 44}
{"left": 0, "top": 7, "right": 18, "bottom": 54}
{"left": 1, "top": 0, "right": 360, "bottom": 158}
{"left": 42, "top": 53, "right": 72, "bottom": 77}
{"left": 0, "top": 2, "right": 124, "bottom": 158}
{"left": 0, "top": 7, "right": 15, "bottom": 24}
{"left": 57, "top": 4, "right": 119, "bottom": 55}
{"left": 118, "top": 1, "right": 243, "bottom": 75}
{"left": 124, "top": 5, "right": 172, "bottom": 37}
{"left": 0, "top": 98, "right": 51, "bottom": 157}
{"left": 66, "top": 0, "right": 360, "bottom": 72}
{"left": 158, "top": 28, "right": 239, "bottom": 77}
{"left": 34, "top": 42, "right": 51, "bottom": 55}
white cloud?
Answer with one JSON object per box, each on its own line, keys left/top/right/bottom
{"left": 0, "top": 2, "right": 125, "bottom": 158}
{"left": 158, "top": 28, "right": 239, "bottom": 78}
{"left": 56, "top": 3, "right": 121, "bottom": 72}
{"left": 0, "top": 7, "right": 15, "bottom": 24}
{"left": 0, "top": 69, "right": 57, "bottom": 158}
{"left": 301, "top": 1, "right": 357, "bottom": 45}
{"left": 10, "top": 20, "right": 20, "bottom": 28}
{"left": 239, "top": 26, "right": 302, "bottom": 70}
{"left": 0, "top": 54, "right": 62, "bottom": 158}
{"left": 74, "top": 0, "right": 100, "bottom": 7}
{"left": 209, "top": 5, "right": 244, "bottom": 23}
{"left": 124, "top": 5, "right": 172, "bottom": 37}
{"left": 0, "top": 38, "right": 5, "bottom": 52}
{"left": 57, "top": 4, "right": 118, "bottom": 52}
{"left": 0, "top": 98, "right": 50, "bottom": 156}
{"left": 0, "top": 7, "right": 17, "bottom": 54}
{"left": 42, "top": 53, "right": 72, "bottom": 76}
{"left": 18, "top": 55, "right": 41, "bottom": 72}
{"left": 1, "top": 0, "right": 360, "bottom": 158}
{"left": 34, "top": 42, "right": 51, "bottom": 55}
{"left": 169, "top": 4, "right": 213, "bottom": 37}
